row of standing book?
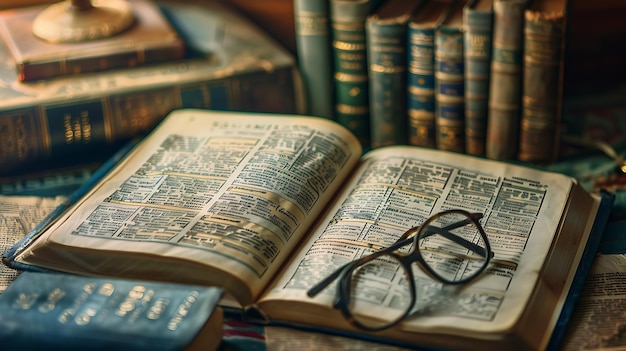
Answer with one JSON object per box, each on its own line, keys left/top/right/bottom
{"left": 294, "top": 0, "right": 566, "bottom": 163}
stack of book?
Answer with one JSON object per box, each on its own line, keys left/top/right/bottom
{"left": 0, "top": 0, "right": 303, "bottom": 178}
{"left": 294, "top": 0, "right": 567, "bottom": 163}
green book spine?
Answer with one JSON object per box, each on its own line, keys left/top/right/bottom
{"left": 463, "top": 0, "right": 493, "bottom": 156}
{"left": 486, "top": 0, "right": 528, "bottom": 160}
{"left": 331, "top": 0, "right": 373, "bottom": 148}
{"left": 435, "top": 1, "right": 466, "bottom": 153}
{"left": 366, "top": 0, "right": 423, "bottom": 148}
{"left": 0, "top": 2, "right": 301, "bottom": 177}
{"left": 518, "top": 3, "right": 566, "bottom": 163}
{"left": 294, "top": 0, "right": 335, "bottom": 119}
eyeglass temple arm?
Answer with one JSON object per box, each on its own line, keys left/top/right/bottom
{"left": 307, "top": 262, "right": 348, "bottom": 297}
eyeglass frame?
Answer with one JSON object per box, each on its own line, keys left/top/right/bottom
{"left": 306, "top": 209, "right": 494, "bottom": 331}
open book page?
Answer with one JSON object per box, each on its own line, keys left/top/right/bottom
{"left": 0, "top": 195, "right": 66, "bottom": 292}
{"left": 12, "top": 110, "right": 362, "bottom": 305}
{"left": 259, "top": 145, "right": 575, "bottom": 336}
{"left": 561, "top": 253, "right": 626, "bottom": 350}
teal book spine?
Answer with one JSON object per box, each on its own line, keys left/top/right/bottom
{"left": 0, "top": 2, "right": 301, "bottom": 177}
{"left": 0, "top": 271, "right": 223, "bottom": 351}
{"left": 463, "top": 0, "right": 493, "bottom": 155}
{"left": 407, "top": 17, "right": 436, "bottom": 148}
{"left": 366, "top": 0, "right": 423, "bottom": 148}
{"left": 518, "top": 4, "right": 566, "bottom": 163}
{"left": 485, "top": 0, "right": 528, "bottom": 160}
{"left": 331, "top": 0, "right": 374, "bottom": 148}
{"left": 434, "top": 1, "right": 466, "bottom": 152}
{"left": 294, "top": 0, "right": 335, "bottom": 119}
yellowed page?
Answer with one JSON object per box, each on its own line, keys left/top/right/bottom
{"left": 562, "top": 253, "right": 626, "bottom": 350}
{"left": 260, "top": 145, "right": 575, "bottom": 337}
{"left": 0, "top": 195, "right": 66, "bottom": 292}
{"left": 13, "top": 109, "right": 362, "bottom": 304}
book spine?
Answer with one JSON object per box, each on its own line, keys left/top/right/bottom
{"left": 518, "top": 9, "right": 565, "bottom": 163}
{"left": 331, "top": 0, "right": 372, "bottom": 148}
{"left": 485, "top": 0, "right": 528, "bottom": 160}
{"left": 294, "top": 0, "right": 335, "bottom": 119}
{"left": 0, "top": 68, "right": 298, "bottom": 177}
{"left": 18, "top": 44, "right": 186, "bottom": 82}
{"left": 366, "top": 16, "right": 410, "bottom": 148}
{"left": 435, "top": 26, "right": 465, "bottom": 152}
{"left": 407, "top": 22, "right": 436, "bottom": 148}
{"left": 463, "top": 5, "right": 493, "bottom": 156}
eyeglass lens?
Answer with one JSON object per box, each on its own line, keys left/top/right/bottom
{"left": 344, "top": 211, "right": 489, "bottom": 329}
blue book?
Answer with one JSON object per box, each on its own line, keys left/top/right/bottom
{"left": 0, "top": 271, "right": 224, "bottom": 351}
{"left": 463, "top": 0, "right": 493, "bottom": 155}
{"left": 434, "top": 0, "right": 466, "bottom": 153}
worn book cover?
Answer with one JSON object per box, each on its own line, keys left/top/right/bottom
{"left": 366, "top": 0, "right": 424, "bottom": 148}
{"left": 407, "top": 0, "right": 451, "bottom": 148}
{"left": 0, "top": 0, "right": 185, "bottom": 82}
{"left": 2, "top": 109, "right": 613, "bottom": 350}
{"left": 463, "top": 0, "right": 493, "bottom": 155}
{"left": 434, "top": 0, "right": 467, "bottom": 152}
{"left": 486, "top": 0, "right": 529, "bottom": 160}
{"left": 0, "top": 0, "right": 302, "bottom": 177}
{"left": 0, "top": 271, "right": 224, "bottom": 351}
{"left": 518, "top": 0, "right": 568, "bottom": 164}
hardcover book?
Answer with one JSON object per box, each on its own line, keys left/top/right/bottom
{"left": 0, "top": 271, "right": 224, "bottom": 351}
{"left": 0, "top": 0, "right": 302, "bottom": 177}
{"left": 463, "top": 0, "right": 494, "bottom": 155}
{"left": 434, "top": 0, "right": 467, "bottom": 152}
{"left": 331, "top": 0, "right": 381, "bottom": 148}
{"left": 366, "top": 0, "right": 424, "bottom": 148}
{"left": 486, "top": 0, "right": 529, "bottom": 160}
{"left": 518, "top": 0, "right": 568, "bottom": 164}
{"left": 294, "top": 0, "right": 335, "bottom": 119}
{"left": 3, "top": 109, "right": 613, "bottom": 351}
{"left": 407, "top": 0, "right": 450, "bottom": 148}
{"left": 0, "top": 0, "right": 186, "bottom": 82}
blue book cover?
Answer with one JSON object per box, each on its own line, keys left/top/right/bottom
{"left": 0, "top": 271, "right": 223, "bottom": 351}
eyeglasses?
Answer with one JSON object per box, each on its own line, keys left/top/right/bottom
{"left": 306, "top": 209, "right": 494, "bottom": 331}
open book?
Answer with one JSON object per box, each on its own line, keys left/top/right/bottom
{"left": 3, "top": 109, "right": 613, "bottom": 350}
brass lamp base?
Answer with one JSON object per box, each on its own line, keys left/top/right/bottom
{"left": 32, "top": 0, "right": 136, "bottom": 43}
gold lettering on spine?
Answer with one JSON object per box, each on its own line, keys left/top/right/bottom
{"left": 12, "top": 293, "right": 40, "bottom": 310}
{"left": 39, "top": 288, "right": 66, "bottom": 313}
{"left": 168, "top": 291, "right": 200, "bottom": 331}
{"left": 14, "top": 115, "right": 28, "bottom": 160}
{"left": 467, "top": 33, "right": 490, "bottom": 57}
{"left": 58, "top": 283, "right": 96, "bottom": 324}
{"left": 64, "top": 114, "right": 73, "bottom": 143}
{"left": 147, "top": 297, "right": 169, "bottom": 320}
{"left": 296, "top": 11, "right": 328, "bottom": 36}
{"left": 63, "top": 110, "right": 93, "bottom": 144}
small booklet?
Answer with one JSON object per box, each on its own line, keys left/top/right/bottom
{"left": 2, "top": 109, "right": 613, "bottom": 350}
